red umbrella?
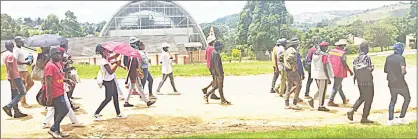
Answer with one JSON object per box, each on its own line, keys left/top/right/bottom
{"left": 101, "top": 41, "right": 142, "bottom": 60}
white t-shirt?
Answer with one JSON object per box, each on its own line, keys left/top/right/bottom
{"left": 100, "top": 58, "right": 116, "bottom": 81}
{"left": 13, "top": 47, "right": 28, "bottom": 71}
{"left": 159, "top": 51, "right": 173, "bottom": 74}
{"left": 276, "top": 46, "right": 285, "bottom": 70}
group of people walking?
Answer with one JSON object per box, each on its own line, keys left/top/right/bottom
{"left": 270, "top": 38, "right": 411, "bottom": 125}
{"left": 1, "top": 34, "right": 412, "bottom": 138}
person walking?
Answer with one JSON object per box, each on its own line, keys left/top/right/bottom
{"left": 201, "top": 35, "right": 220, "bottom": 100}
{"left": 204, "top": 41, "right": 231, "bottom": 105}
{"left": 385, "top": 43, "right": 411, "bottom": 126}
{"left": 271, "top": 38, "right": 287, "bottom": 96}
{"left": 328, "top": 39, "right": 353, "bottom": 107}
{"left": 122, "top": 39, "right": 156, "bottom": 107}
{"left": 43, "top": 47, "right": 85, "bottom": 128}
{"left": 136, "top": 38, "right": 157, "bottom": 100}
{"left": 282, "top": 38, "right": 304, "bottom": 110}
{"left": 346, "top": 42, "right": 374, "bottom": 124}
{"left": 156, "top": 42, "right": 180, "bottom": 95}
{"left": 94, "top": 44, "right": 127, "bottom": 121}
{"left": 13, "top": 36, "right": 34, "bottom": 108}
{"left": 303, "top": 44, "right": 317, "bottom": 99}
{"left": 45, "top": 46, "right": 70, "bottom": 138}
{"left": 2, "top": 40, "right": 28, "bottom": 118}
{"left": 310, "top": 42, "right": 333, "bottom": 111}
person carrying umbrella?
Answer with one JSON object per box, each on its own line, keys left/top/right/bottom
{"left": 94, "top": 44, "right": 127, "bottom": 120}
{"left": 123, "top": 38, "right": 156, "bottom": 107}
{"left": 13, "top": 36, "right": 34, "bottom": 108}
{"left": 156, "top": 42, "right": 180, "bottom": 95}
{"left": 2, "top": 40, "right": 28, "bottom": 118}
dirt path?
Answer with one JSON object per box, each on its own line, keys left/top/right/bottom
{"left": 1, "top": 68, "right": 416, "bottom": 138}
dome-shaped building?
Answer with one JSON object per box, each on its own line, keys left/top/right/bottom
{"left": 99, "top": 1, "right": 207, "bottom": 48}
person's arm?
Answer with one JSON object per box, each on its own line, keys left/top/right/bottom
{"left": 273, "top": 48, "right": 278, "bottom": 71}
{"left": 104, "top": 62, "right": 119, "bottom": 75}
{"left": 6, "top": 62, "right": 16, "bottom": 86}
{"left": 291, "top": 51, "right": 298, "bottom": 72}
{"left": 297, "top": 53, "right": 304, "bottom": 76}
{"left": 46, "top": 76, "right": 53, "bottom": 105}
{"left": 108, "top": 53, "right": 120, "bottom": 60}
{"left": 384, "top": 57, "right": 388, "bottom": 73}
{"left": 342, "top": 54, "right": 353, "bottom": 76}
{"left": 322, "top": 55, "right": 331, "bottom": 84}
{"left": 401, "top": 56, "right": 407, "bottom": 75}
{"left": 14, "top": 50, "right": 29, "bottom": 65}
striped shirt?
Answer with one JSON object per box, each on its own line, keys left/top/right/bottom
{"left": 353, "top": 53, "right": 373, "bottom": 86}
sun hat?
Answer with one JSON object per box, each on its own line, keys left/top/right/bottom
{"left": 318, "top": 42, "right": 329, "bottom": 47}
{"left": 206, "top": 35, "right": 216, "bottom": 43}
{"left": 335, "top": 39, "right": 348, "bottom": 46}
{"left": 129, "top": 36, "right": 140, "bottom": 44}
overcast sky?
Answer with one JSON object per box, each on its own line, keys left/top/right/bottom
{"left": 1, "top": 1, "right": 401, "bottom": 24}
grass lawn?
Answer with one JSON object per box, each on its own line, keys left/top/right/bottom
{"left": 1, "top": 54, "right": 416, "bottom": 80}
{"left": 170, "top": 121, "right": 416, "bottom": 138}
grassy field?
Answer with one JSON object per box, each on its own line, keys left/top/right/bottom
{"left": 170, "top": 121, "right": 416, "bottom": 138}
{"left": 1, "top": 54, "right": 416, "bottom": 80}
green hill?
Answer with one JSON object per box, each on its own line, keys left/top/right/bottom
{"left": 332, "top": 2, "right": 411, "bottom": 25}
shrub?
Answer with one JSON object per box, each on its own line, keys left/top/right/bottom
{"left": 231, "top": 49, "right": 242, "bottom": 61}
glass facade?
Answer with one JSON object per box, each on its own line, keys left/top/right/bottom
{"left": 99, "top": 1, "right": 206, "bottom": 46}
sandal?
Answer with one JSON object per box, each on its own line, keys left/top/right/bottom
{"left": 221, "top": 100, "right": 231, "bottom": 105}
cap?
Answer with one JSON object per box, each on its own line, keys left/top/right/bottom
{"left": 161, "top": 42, "right": 171, "bottom": 48}
{"left": 288, "top": 38, "right": 299, "bottom": 46}
{"left": 49, "top": 46, "right": 61, "bottom": 56}
{"left": 335, "top": 39, "right": 348, "bottom": 46}
{"left": 206, "top": 35, "right": 216, "bottom": 43}
{"left": 318, "top": 42, "right": 329, "bottom": 47}
{"left": 276, "top": 38, "right": 287, "bottom": 45}
{"left": 129, "top": 36, "right": 140, "bottom": 44}
{"left": 14, "top": 36, "right": 25, "bottom": 41}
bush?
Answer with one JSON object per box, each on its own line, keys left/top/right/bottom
{"left": 221, "top": 52, "right": 231, "bottom": 62}
{"left": 345, "top": 44, "right": 359, "bottom": 54}
{"left": 231, "top": 49, "right": 242, "bottom": 61}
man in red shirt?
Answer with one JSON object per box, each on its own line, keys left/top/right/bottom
{"left": 201, "top": 35, "right": 220, "bottom": 100}
{"left": 2, "top": 40, "right": 28, "bottom": 118}
{"left": 45, "top": 46, "right": 70, "bottom": 138}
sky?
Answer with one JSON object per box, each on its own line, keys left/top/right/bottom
{"left": 1, "top": 1, "right": 402, "bottom": 24}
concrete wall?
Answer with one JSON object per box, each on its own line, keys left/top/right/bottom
{"left": 109, "top": 27, "right": 194, "bottom": 36}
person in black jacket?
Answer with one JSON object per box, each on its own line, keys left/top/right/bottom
{"left": 204, "top": 41, "right": 231, "bottom": 105}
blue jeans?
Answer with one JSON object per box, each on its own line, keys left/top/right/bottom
{"left": 51, "top": 95, "right": 69, "bottom": 132}
{"left": 6, "top": 78, "right": 26, "bottom": 108}
{"left": 389, "top": 87, "right": 411, "bottom": 120}
{"left": 141, "top": 68, "right": 153, "bottom": 94}
{"left": 9, "top": 80, "right": 19, "bottom": 113}
{"left": 329, "top": 77, "right": 346, "bottom": 102}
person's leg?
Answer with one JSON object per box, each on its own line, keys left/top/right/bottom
{"left": 338, "top": 78, "right": 347, "bottom": 103}
{"left": 135, "top": 78, "right": 149, "bottom": 103}
{"left": 279, "top": 70, "right": 287, "bottom": 95}
{"left": 141, "top": 68, "right": 149, "bottom": 89}
{"left": 114, "top": 80, "right": 124, "bottom": 97}
{"left": 329, "top": 77, "right": 341, "bottom": 102}
{"left": 305, "top": 72, "right": 313, "bottom": 97}
{"left": 50, "top": 95, "right": 69, "bottom": 133}
{"left": 95, "top": 81, "right": 113, "bottom": 115}
{"left": 147, "top": 70, "right": 154, "bottom": 95}
{"left": 398, "top": 87, "right": 411, "bottom": 119}
{"left": 205, "top": 75, "right": 219, "bottom": 102}
{"left": 124, "top": 80, "right": 133, "bottom": 103}
{"left": 168, "top": 72, "right": 178, "bottom": 92}
{"left": 388, "top": 88, "right": 398, "bottom": 121}
{"left": 63, "top": 92, "right": 80, "bottom": 124}
{"left": 317, "top": 80, "right": 327, "bottom": 107}
{"left": 44, "top": 107, "right": 55, "bottom": 125}
{"left": 284, "top": 71, "right": 294, "bottom": 107}
{"left": 156, "top": 74, "right": 169, "bottom": 92}
{"left": 352, "top": 85, "right": 366, "bottom": 112}
{"left": 19, "top": 72, "right": 28, "bottom": 106}
{"left": 291, "top": 72, "right": 302, "bottom": 105}
{"left": 362, "top": 86, "right": 374, "bottom": 120}
{"left": 6, "top": 78, "right": 27, "bottom": 108}
{"left": 270, "top": 70, "right": 280, "bottom": 93}
{"left": 110, "top": 80, "right": 121, "bottom": 115}
{"left": 10, "top": 86, "right": 19, "bottom": 113}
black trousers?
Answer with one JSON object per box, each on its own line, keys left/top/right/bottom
{"left": 304, "top": 72, "right": 314, "bottom": 96}
{"left": 352, "top": 85, "right": 374, "bottom": 119}
{"left": 95, "top": 79, "right": 120, "bottom": 115}
{"left": 206, "top": 75, "right": 225, "bottom": 100}
{"left": 270, "top": 69, "right": 280, "bottom": 92}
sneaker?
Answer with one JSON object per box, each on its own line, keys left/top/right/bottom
{"left": 48, "top": 130, "right": 62, "bottom": 138}
{"left": 71, "top": 122, "right": 85, "bottom": 127}
{"left": 2, "top": 106, "right": 12, "bottom": 117}
{"left": 72, "top": 106, "right": 80, "bottom": 111}
{"left": 290, "top": 104, "right": 302, "bottom": 110}
{"left": 360, "top": 118, "right": 374, "bottom": 124}
{"left": 21, "top": 103, "right": 32, "bottom": 108}
{"left": 60, "top": 132, "right": 70, "bottom": 137}
{"left": 202, "top": 88, "right": 208, "bottom": 95}
{"left": 210, "top": 94, "right": 220, "bottom": 100}
{"left": 318, "top": 107, "right": 330, "bottom": 112}
{"left": 124, "top": 102, "right": 134, "bottom": 107}
{"left": 397, "top": 118, "right": 409, "bottom": 125}
{"left": 94, "top": 114, "right": 103, "bottom": 121}
{"left": 169, "top": 91, "right": 181, "bottom": 95}
{"left": 116, "top": 113, "right": 127, "bottom": 119}
{"left": 149, "top": 94, "right": 157, "bottom": 100}
{"left": 347, "top": 111, "right": 354, "bottom": 121}
{"left": 13, "top": 111, "right": 28, "bottom": 118}
{"left": 308, "top": 99, "right": 314, "bottom": 108}
{"left": 156, "top": 91, "right": 163, "bottom": 95}
{"left": 43, "top": 123, "right": 51, "bottom": 129}
{"left": 327, "top": 101, "right": 339, "bottom": 107}
{"left": 343, "top": 99, "right": 350, "bottom": 104}
{"left": 295, "top": 98, "right": 303, "bottom": 103}
{"left": 147, "top": 101, "right": 156, "bottom": 107}
{"left": 284, "top": 105, "right": 292, "bottom": 109}
{"left": 270, "top": 88, "right": 276, "bottom": 93}
{"left": 387, "top": 120, "right": 399, "bottom": 126}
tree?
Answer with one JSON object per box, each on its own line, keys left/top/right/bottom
{"left": 41, "top": 14, "right": 61, "bottom": 34}
{"left": 383, "top": 17, "right": 413, "bottom": 43}
{"left": 1, "top": 13, "right": 19, "bottom": 40}
{"left": 236, "top": 1, "right": 256, "bottom": 45}
{"left": 409, "top": 0, "right": 416, "bottom": 19}
{"left": 60, "top": 10, "right": 82, "bottom": 37}
{"left": 364, "top": 22, "right": 398, "bottom": 52}
{"left": 347, "top": 19, "right": 365, "bottom": 37}
{"left": 95, "top": 21, "right": 107, "bottom": 33}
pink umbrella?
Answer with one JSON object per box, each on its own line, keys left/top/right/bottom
{"left": 100, "top": 41, "right": 142, "bottom": 60}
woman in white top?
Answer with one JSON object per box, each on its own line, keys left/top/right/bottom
{"left": 94, "top": 44, "right": 126, "bottom": 120}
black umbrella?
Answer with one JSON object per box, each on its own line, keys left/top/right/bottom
{"left": 24, "top": 34, "right": 68, "bottom": 48}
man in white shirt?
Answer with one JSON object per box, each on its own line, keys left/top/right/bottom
{"left": 156, "top": 42, "right": 180, "bottom": 95}
{"left": 13, "top": 36, "right": 34, "bottom": 108}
